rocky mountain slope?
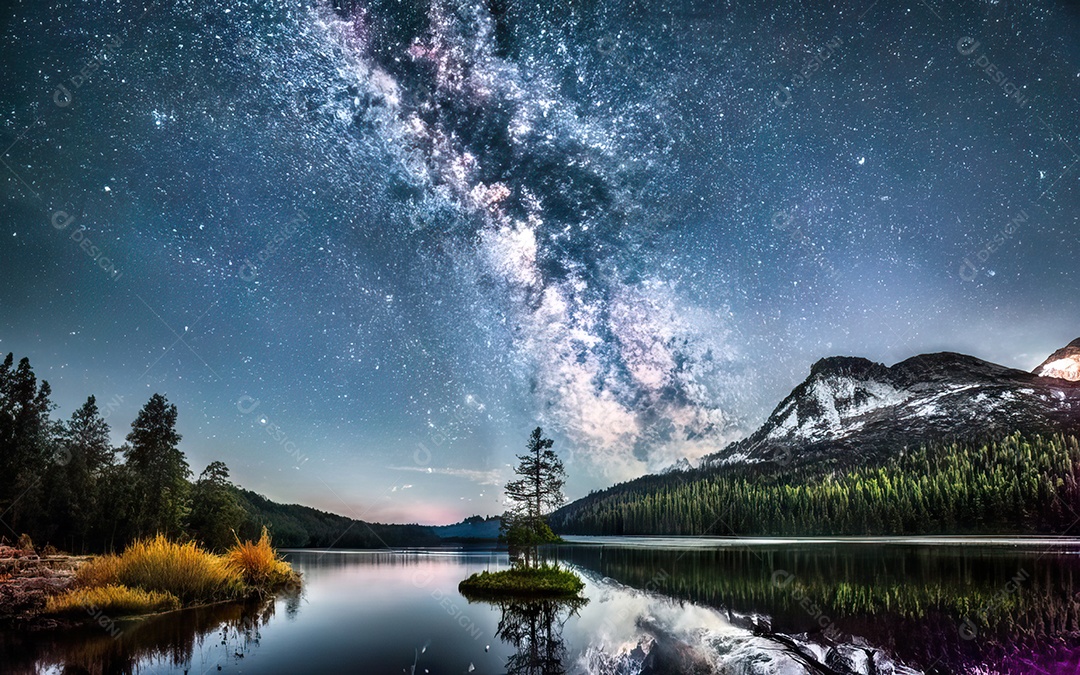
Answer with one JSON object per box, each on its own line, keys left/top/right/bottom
{"left": 1034, "top": 337, "right": 1080, "bottom": 381}
{"left": 698, "top": 341, "right": 1080, "bottom": 469}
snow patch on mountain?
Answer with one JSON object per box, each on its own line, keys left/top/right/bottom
{"left": 699, "top": 340, "right": 1080, "bottom": 469}
{"left": 1034, "top": 338, "right": 1080, "bottom": 382}
{"left": 769, "top": 375, "right": 908, "bottom": 443}
{"left": 1038, "top": 357, "right": 1080, "bottom": 381}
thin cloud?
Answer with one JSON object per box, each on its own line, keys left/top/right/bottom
{"left": 387, "top": 465, "right": 504, "bottom": 486}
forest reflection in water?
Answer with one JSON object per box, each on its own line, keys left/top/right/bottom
{"left": 0, "top": 591, "right": 299, "bottom": 675}
{"left": 554, "top": 540, "right": 1080, "bottom": 674}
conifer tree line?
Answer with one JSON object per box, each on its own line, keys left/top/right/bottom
{"left": 550, "top": 434, "right": 1080, "bottom": 536}
{"left": 0, "top": 353, "right": 435, "bottom": 553}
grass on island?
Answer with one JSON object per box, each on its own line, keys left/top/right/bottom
{"left": 459, "top": 563, "right": 585, "bottom": 598}
{"left": 44, "top": 528, "right": 298, "bottom": 620}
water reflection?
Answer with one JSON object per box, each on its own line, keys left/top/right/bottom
{"left": 3, "top": 544, "right": 1079, "bottom": 674}
{"left": 556, "top": 541, "right": 1080, "bottom": 674}
{"left": 462, "top": 595, "right": 587, "bottom": 675}
{"left": 0, "top": 593, "right": 291, "bottom": 675}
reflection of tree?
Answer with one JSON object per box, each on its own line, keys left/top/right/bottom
{"left": 473, "top": 596, "right": 587, "bottom": 675}
{"left": 2, "top": 586, "right": 304, "bottom": 675}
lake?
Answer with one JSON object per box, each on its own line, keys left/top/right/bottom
{"left": 3, "top": 537, "right": 1079, "bottom": 674}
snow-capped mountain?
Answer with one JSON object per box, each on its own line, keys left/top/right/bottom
{"left": 1034, "top": 337, "right": 1080, "bottom": 381}
{"left": 659, "top": 457, "right": 694, "bottom": 474}
{"left": 700, "top": 340, "right": 1080, "bottom": 468}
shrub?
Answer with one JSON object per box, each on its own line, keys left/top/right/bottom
{"left": 224, "top": 527, "right": 295, "bottom": 588}
{"left": 114, "top": 535, "right": 243, "bottom": 604}
{"left": 45, "top": 584, "right": 181, "bottom": 617}
{"left": 61, "top": 533, "right": 298, "bottom": 620}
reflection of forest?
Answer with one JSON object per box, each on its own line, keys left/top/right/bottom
{"left": 462, "top": 593, "right": 587, "bottom": 675}
{"left": 0, "top": 590, "right": 300, "bottom": 675}
{"left": 555, "top": 543, "right": 1080, "bottom": 675}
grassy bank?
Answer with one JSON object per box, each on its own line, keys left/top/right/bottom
{"left": 43, "top": 529, "right": 298, "bottom": 620}
{"left": 459, "top": 564, "right": 584, "bottom": 598}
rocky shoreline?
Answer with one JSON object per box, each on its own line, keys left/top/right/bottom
{"left": 0, "top": 545, "right": 89, "bottom": 630}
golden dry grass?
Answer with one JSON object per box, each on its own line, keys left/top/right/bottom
{"left": 54, "top": 532, "right": 297, "bottom": 622}
{"left": 224, "top": 528, "right": 294, "bottom": 588}
{"left": 44, "top": 584, "right": 181, "bottom": 617}
{"left": 74, "top": 554, "right": 122, "bottom": 588}
{"left": 111, "top": 535, "right": 244, "bottom": 605}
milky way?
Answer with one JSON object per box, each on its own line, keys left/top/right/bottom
{"left": 281, "top": 1, "right": 748, "bottom": 475}
{"left": 1, "top": 0, "right": 1077, "bottom": 520}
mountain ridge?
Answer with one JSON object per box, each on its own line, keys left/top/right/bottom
{"left": 552, "top": 336, "right": 1080, "bottom": 531}
{"left": 1035, "top": 337, "right": 1080, "bottom": 381}
{"left": 549, "top": 338, "right": 1080, "bottom": 535}
{"left": 698, "top": 343, "right": 1080, "bottom": 469}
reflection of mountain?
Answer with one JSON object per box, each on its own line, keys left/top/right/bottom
{"left": 557, "top": 543, "right": 1080, "bottom": 675}
{"left": 0, "top": 592, "right": 297, "bottom": 675}
{"left": 462, "top": 594, "right": 586, "bottom": 675}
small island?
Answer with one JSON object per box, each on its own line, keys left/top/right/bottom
{"left": 459, "top": 428, "right": 584, "bottom": 598}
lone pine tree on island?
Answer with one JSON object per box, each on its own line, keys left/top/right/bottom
{"left": 502, "top": 427, "right": 566, "bottom": 568}
{"left": 460, "top": 427, "right": 584, "bottom": 598}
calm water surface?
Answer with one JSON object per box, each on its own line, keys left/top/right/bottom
{"left": 3, "top": 538, "right": 1079, "bottom": 674}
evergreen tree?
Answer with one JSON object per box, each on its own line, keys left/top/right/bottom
{"left": 502, "top": 427, "right": 566, "bottom": 567}
{"left": 0, "top": 354, "right": 55, "bottom": 536}
{"left": 124, "top": 394, "right": 190, "bottom": 538}
{"left": 41, "top": 397, "right": 114, "bottom": 552}
{"left": 188, "top": 461, "right": 248, "bottom": 551}
{"left": 550, "top": 434, "right": 1080, "bottom": 538}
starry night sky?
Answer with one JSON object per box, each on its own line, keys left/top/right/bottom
{"left": 1, "top": 0, "right": 1077, "bottom": 524}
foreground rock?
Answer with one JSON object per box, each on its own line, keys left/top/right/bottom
{"left": 0, "top": 545, "right": 87, "bottom": 630}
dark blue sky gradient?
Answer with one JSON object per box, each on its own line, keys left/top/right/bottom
{"left": 1, "top": 0, "right": 1077, "bottom": 523}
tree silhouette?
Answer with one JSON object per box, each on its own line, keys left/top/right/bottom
{"left": 0, "top": 354, "right": 55, "bottom": 535}
{"left": 43, "top": 396, "right": 115, "bottom": 551}
{"left": 188, "top": 461, "right": 248, "bottom": 551}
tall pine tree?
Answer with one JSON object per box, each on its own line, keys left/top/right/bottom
{"left": 125, "top": 394, "right": 190, "bottom": 538}
{"left": 502, "top": 427, "right": 566, "bottom": 567}
{"left": 0, "top": 354, "right": 55, "bottom": 537}
{"left": 43, "top": 396, "right": 115, "bottom": 551}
